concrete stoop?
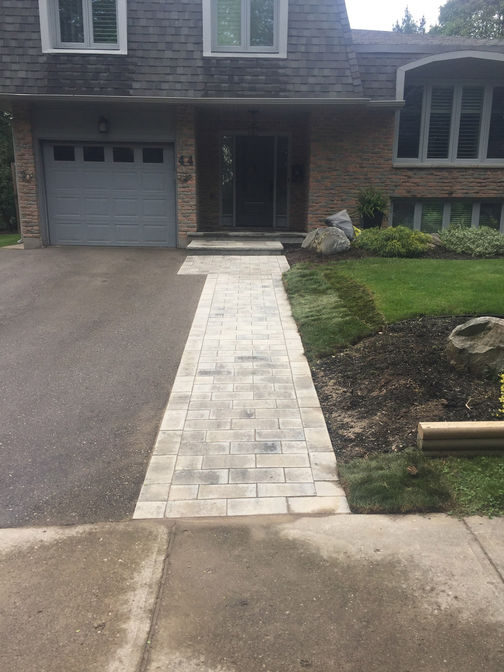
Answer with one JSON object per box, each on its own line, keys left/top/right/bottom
{"left": 187, "top": 239, "right": 285, "bottom": 255}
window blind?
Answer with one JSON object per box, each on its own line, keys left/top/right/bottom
{"left": 92, "top": 0, "right": 118, "bottom": 44}
{"left": 427, "top": 87, "right": 453, "bottom": 159}
{"left": 457, "top": 87, "right": 483, "bottom": 159}
{"left": 487, "top": 87, "right": 504, "bottom": 159}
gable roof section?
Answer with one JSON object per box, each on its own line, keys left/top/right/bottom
{"left": 0, "top": 0, "right": 363, "bottom": 100}
{"left": 352, "top": 29, "right": 504, "bottom": 100}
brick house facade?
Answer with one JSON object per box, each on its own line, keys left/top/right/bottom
{"left": 1, "top": 1, "right": 504, "bottom": 247}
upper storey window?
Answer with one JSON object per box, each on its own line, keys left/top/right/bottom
{"left": 203, "top": 0, "right": 288, "bottom": 58}
{"left": 396, "top": 82, "right": 504, "bottom": 164}
{"left": 39, "top": 0, "right": 127, "bottom": 54}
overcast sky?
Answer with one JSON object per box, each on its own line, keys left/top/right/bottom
{"left": 346, "top": 0, "right": 443, "bottom": 31}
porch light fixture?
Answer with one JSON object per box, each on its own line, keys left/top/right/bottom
{"left": 248, "top": 109, "right": 259, "bottom": 136}
{"left": 97, "top": 116, "right": 110, "bottom": 134}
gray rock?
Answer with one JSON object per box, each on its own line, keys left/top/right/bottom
{"left": 301, "top": 227, "right": 351, "bottom": 256}
{"left": 301, "top": 229, "right": 318, "bottom": 249}
{"left": 430, "top": 233, "right": 443, "bottom": 247}
{"left": 325, "top": 209, "right": 355, "bottom": 240}
{"left": 447, "top": 316, "right": 504, "bottom": 377}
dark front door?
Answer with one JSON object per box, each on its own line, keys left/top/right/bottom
{"left": 235, "top": 136, "right": 275, "bottom": 228}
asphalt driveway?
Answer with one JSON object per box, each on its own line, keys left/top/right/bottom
{"left": 0, "top": 247, "right": 204, "bottom": 527}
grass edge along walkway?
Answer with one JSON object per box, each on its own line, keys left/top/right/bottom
{"left": 339, "top": 449, "right": 504, "bottom": 517}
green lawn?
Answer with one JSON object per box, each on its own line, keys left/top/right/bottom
{"left": 285, "top": 257, "right": 504, "bottom": 516}
{"left": 284, "top": 258, "right": 504, "bottom": 356}
{"left": 0, "top": 233, "right": 20, "bottom": 247}
{"left": 336, "top": 258, "right": 504, "bottom": 322}
{"left": 339, "top": 450, "right": 504, "bottom": 517}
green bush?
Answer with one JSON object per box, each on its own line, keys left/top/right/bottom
{"left": 353, "top": 226, "right": 430, "bottom": 258}
{"left": 440, "top": 225, "right": 504, "bottom": 257}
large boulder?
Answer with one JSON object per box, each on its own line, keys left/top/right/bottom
{"left": 447, "top": 316, "right": 504, "bottom": 377}
{"left": 301, "top": 227, "right": 351, "bottom": 255}
{"left": 325, "top": 209, "right": 355, "bottom": 241}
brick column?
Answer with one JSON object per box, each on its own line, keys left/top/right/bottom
{"left": 11, "top": 105, "right": 42, "bottom": 248}
{"left": 176, "top": 105, "right": 198, "bottom": 247}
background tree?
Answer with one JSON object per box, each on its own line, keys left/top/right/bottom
{"left": 430, "top": 0, "right": 504, "bottom": 38}
{"left": 0, "top": 112, "right": 16, "bottom": 231}
{"left": 393, "top": 6, "right": 427, "bottom": 33}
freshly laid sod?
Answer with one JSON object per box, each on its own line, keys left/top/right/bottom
{"left": 339, "top": 449, "right": 452, "bottom": 514}
{"left": 334, "top": 258, "right": 504, "bottom": 323}
{"left": 284, "top": 259, "right": 504, "bottom": 356}
{"left": 339, "top": 450, "right": 504, "bottom": 517}
{"left": 0, "top": 233, "right": 20, "bottom": 247}
{"left": 283, "top": 263, "right": 384, "bottom": 356}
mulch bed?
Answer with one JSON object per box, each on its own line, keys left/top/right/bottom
{"left": 309, "top": 316, "right": 500, "bottom": 461}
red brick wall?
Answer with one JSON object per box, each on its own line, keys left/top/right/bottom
{"left": 11, "top": 104, "right": 42, "bottom": 246}
{"left": 308, "top": 108, "right": 504, "bottom": 229}
{"left": 197, "top": 108, "right": 309, "bottom": 231}
{"left": 176, "top": 105, "right": 198, "bottom": 247}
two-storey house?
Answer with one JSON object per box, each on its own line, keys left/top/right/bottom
{"left": 1, "top": 0, "right": 504, "bottom": 248}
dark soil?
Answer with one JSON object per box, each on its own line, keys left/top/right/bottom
{"left": 310, "top": 316, "right": 500, "bottom": 461}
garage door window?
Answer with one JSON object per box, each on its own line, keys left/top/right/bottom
{"left": 143, "top": 148, "right": 164, "bottom": 163}
{"left": 53, "top": 145, "right": 75, "bottom": 161}
{"left": 113, "top": 147, "right": 134, "bottom": 162}
{"left": 83, "top": 146, "right": 105, "bottom": 162}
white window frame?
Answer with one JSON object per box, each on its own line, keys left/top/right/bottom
{"left": 39, "top": 0, "right": 128, "bottom": 54}
{"left": 391, "top": 199, "right": 504, "bottom": 234}
{"left": 202, "top": 0, "right": 288, "bottom": 58}
{"left": 394, "top": 80, "right": 504, "bottom": 167}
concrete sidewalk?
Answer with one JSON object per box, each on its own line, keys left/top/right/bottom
{"left": 1, "top": 515, "right": 503, "bottom": 672}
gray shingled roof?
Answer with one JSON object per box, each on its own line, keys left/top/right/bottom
{"left": 0, "top": 0, "right": 363, "bottom": 100}
{"left": 352, "top": 29, "right": 504, "bottom": 50}
{"left": 352, "top": 29, "right": 504, "bottom": 100}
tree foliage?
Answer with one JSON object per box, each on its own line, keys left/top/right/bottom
{"left": 0, "top": 112, "right": 16, "bottom": 230}
{"left": 430, "top": 0, "right": 504, "bottom": 38}
{"left": 393, "top": 6, "right": 426, "bottom": 34}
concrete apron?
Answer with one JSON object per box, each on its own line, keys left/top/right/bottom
{"left": 134, "top": 255, "right": 349, "bottom": 519}
{"left": 1, "top": 515, "right": 503, "bottom": 672}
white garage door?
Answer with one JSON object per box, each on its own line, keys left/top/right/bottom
{"left": 43, "top": 143, "right": 176, "bottom": 246}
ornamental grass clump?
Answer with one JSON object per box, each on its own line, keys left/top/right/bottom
{"left": 353, "top": 226, "right": 430, "bottom": 258}
{"left": 440, "top": 225, "right": 504, "bottom": 257}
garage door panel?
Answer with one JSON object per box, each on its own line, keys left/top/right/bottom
{"left": 113, "top": 199, "right": 140, "bottom": 216}
{"left": 44, "top": 142, "right": 176, "bottom": 247}
{"left": 142, "top": 226, "right": 172, "bottom": 243}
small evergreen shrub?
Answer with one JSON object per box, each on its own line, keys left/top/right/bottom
{"left": 440, "top": 225, "right": 504, "bottom": 257}
{"left": 353, "top": 226, "right": 430, "bottom": 257}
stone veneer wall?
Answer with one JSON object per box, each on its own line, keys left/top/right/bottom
{"left": 11, "top": 104, "right": 42, "bottom": 247}
{"left": 308, "top": 108, "right": 504, "bottom": 229}
{"left": 197, "top": 108, "right": 309, "bottom": 231}
{"left": 176, "top": 105, "right": 198, "bottom": 247}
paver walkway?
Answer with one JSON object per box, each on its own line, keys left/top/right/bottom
{"left": 134, "top": 255, "right": 349, "bottom": 518}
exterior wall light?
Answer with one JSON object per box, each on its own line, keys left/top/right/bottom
{"left": 97, "top": 117, "right": 110, "bottom": 134}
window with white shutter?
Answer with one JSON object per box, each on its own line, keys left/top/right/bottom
{"left": 396, "top": 82, "right": 504, "bottom": 165}
{"left": 39, "top": 0, "right": 127, "bottom": 53}
{"left": 203, "top": 0, "right": 288, "bottom": 57}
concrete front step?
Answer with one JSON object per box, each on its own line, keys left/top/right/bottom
{"left": 189, "top": 230, "right": 306, "bottom": 245}
{"left": 187, "top": 240, "right": 284, "bottom": 255}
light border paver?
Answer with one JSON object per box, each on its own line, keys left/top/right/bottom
{"left": 133, "top": 255, "right": 350, "bottom": 519}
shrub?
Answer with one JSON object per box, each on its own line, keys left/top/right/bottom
{"left": 440, "top": 225, "right": 504, "bottom": 257}
{"left": 356, "top": 187, "right": 388, "bottom": 229}
{"left": 353, "top": 226, "right": 430, "bottom": 258}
